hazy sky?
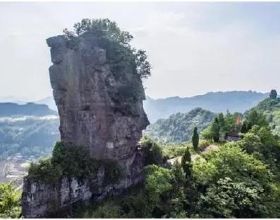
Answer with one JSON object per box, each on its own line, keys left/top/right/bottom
{"left": 0, "top": 2, "right": 280, "bottom": 101}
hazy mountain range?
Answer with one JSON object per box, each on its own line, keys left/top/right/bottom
{"left": 144, "top": 91, "right": 268, "bottom": 122}
{"left": 1, "top": 90, "right": 268, "bottom": 122}
{"left": 0, "top": 102, "right": 57, "bottom": 117}
{"left": 0, "top": 102, "right": 59, "bottom": 160}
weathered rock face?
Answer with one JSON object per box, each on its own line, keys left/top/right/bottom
{"left": 48, "top": 34, "right": 149, "bottom": 160}
{"left": 22, "top": 151, "right": 144, "bottom": 217}
{"left": 22, "top": 32, "right": 149, "bottom": 217}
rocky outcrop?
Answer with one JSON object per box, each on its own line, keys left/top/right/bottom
{"left": 22, "top": 150, "right": 144, "bottom": 217}
{"left": 22, "top": 31, "right": 149, "bottom": 217}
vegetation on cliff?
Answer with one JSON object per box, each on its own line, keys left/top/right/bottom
{"left": 28, "top": 142, "right": 121, "bottom": 184}
{"left": 64, "top": 18, "right": 151, "bottom": 81}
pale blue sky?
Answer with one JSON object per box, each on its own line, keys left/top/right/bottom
{"left": 0, "top": 2, "right": 280, "bottom": 101}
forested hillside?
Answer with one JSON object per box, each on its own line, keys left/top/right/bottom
{"left": 0, "top": 116, "right": 59, "bottom": 159}
{"left": 0, "top": 103, "right": 59, "bottom": 159}
{"left": 246, "top": 95, "right": 280, "bottom": 135}
{"left": 145, "top": 108, "right": 216, "bottom": 143}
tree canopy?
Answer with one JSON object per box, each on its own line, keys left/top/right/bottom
{"left": 64, "top": 18, "right": 151, "bottom": 79}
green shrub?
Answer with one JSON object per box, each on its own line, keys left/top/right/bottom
{"left": 0, "top": 183, "right": 21, "bottom": 218}
{"left": 51, "top": 142, "right": 99, "bottom": 178}
{"left": 140, "top": 137, "right": 165, "bottom": 165}
{"left": 193, "top": 143, "right": 272, "bottom": 186}
{"left": 198, "top": 139, "right": 212, "bottom": 151}
{"left": 81, "top": 201, "right": 124, "bottom": 218}
{"left": 197, "top": 177, "right": 267, "bottom": 218}
{"left": 162, "top": 145, "right": 188, "bottom": 159}
{"left": 28, "top": 158, "right": 62, "bottom": 183}
{"left": 102, "top": 159, "right": 122, "bottom": 185}
{"left": 28, "top": 142, "right": 121, "bottom": 184}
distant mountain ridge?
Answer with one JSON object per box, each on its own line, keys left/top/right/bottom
{"left": 0, "top": 102, "right": 57, "bottom": 117}
{"left": 144, "top": 91, "right": 268, "bottom": 122}
{"left": 1, "top": 91, "right": 268, "bottom": 122}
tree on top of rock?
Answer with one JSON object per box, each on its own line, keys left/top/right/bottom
{"left": 269, "top": 89, "right": 277, "bottom": 99}
{"left": 65, "top": 18, "right": 151, "bottom": 79}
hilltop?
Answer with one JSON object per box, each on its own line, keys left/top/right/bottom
{"left": 247, "top": 97, "right": 280, "bottom": 135}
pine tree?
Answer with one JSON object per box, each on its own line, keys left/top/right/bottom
{"left": 181, "top": 147, "right": 192, "bottom": 178}
{"left": 211, "top": 117, "right": 220, "bottom": 142}
{"left": 192, "top": 127, "right": 199, "bottom": 152}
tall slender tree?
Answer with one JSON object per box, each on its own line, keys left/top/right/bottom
{"left": 211, "top": 117, "right": 220, "bottom": 142}
{"left": 181, "top": 147, "right": 192, "bottom": 178}
{"left": 192, "top": 127, "right": 199, "bottom": 152}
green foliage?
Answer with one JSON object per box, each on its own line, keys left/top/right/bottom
{"left": 81, "top": 201, "right": 125, "bottom": 218}
{"left": 146, "top": 108, "right": 216, "bottom": 143}
{"left": 162, "top": 144, "right": 188, "bottom": 159}
{"left": 66, "top": 18, "right": 151, "bottom": 80}
{"left": 135, "top": 49, "right": 151, "bottom": 79}
{"left": 243, "top": 110, "right": 269, "bottom": 132}
{"left": 202, "top": 111, "right": 243, "bottom": 142}
{"left": 192, "top": 127, "right": 199, "bottom": 151}
{"left": 144, "top": 165, "right": 174, "bottom": 203}
{"left": 193, "top": 143, "right": 272, "bottom": 186}
{"left": 140, "top": 136, "right": 165, "bottom": 166}
{"left": 211, "top": 117, "right": 220, "bottom": 142}
{"left": 198, "top": 139, "right": 212, "bottom": 151}
{"left": 239, "top": 132, "right": 263, "bottom": 154}
{"left": 181, "top": 147, "right": 192, "bottom": 178}
{"left": 0, "top": 183, "right": 21, "bottom": 218}
{"left": 102, "top": 160, "right": 122, "bottom": 185}
{"left": 201, "top": 126, "right": 213, "bottom": 140}
{"left": 239, "top": 125, "right": 280, "bottom": 180}
{"left": 51, "top": 142, "right": 99, "bottom": 178}
{"left": 270, "top": 89, "right": 277, "bottom": 99}
{"left": 197, "top": 177, "right": 267, "bottom": 218}
{"left": 144, "top": 165, "right": 182, "bottom": 217}
{"left": 75, "top": 135, "right": 280, "bottom": 218}
{"left": 246, "top": 97, "right": 280, "bottom": 135}
{"left": 73, "top": 18, "right": 133, "bottom": 44}
{"left": 28, "top": 142, "right": 121, "bottom": 184}
{"left": 28, "top": 157, "right": 62, "bottom": 183}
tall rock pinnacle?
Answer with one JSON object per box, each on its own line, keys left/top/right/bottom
{"left": 22, "top": 19, "right": 150, "bottom": 217}
{"left": 47, "top": 31, "right": 149, "bottom": 161}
